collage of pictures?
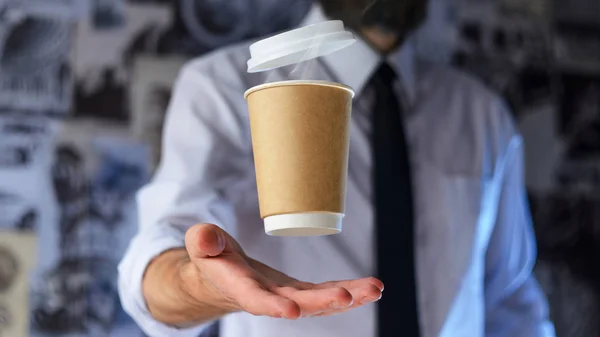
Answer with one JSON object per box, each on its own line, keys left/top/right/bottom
{"left": 0, "top": 0, "right": 309, "bottom": 336}
{"left": 0, "top": 0, "right": 599, "bottom": 336}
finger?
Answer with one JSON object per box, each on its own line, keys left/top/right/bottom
{"left": 312, "top": 277, "right": 384, "bottom": 292}
{"left": 348, "top": 283, "right": 382, "bottom": 304}
{"left": 312, "top": 283, "right": 382, "bottom": 317}
{"left": 185, "top": 223, "right": 226, "bottom": 258}
{"left": 274, "top": 286, "right": 353, "bottom": 317}
{"left": 249, "top": 260, "right": 384, "bottom": 293}
{"left": 232, "top": 279, "right": 301, "bottom": 319}
{"left": 248, "top": 258, "right": 303, "bottom": 286}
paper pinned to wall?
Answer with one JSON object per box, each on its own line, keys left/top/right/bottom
{"left": 0, "top": 231, "right": 38, "bottom": 337}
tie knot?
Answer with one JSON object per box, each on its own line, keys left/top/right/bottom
{"left": 372, "top": 62, "right": 397, "bottom": 87}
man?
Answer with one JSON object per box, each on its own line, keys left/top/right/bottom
{"left": 118, "top": 1, "right": 555, "bottom": 336}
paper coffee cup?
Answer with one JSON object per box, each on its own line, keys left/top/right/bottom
{"left": 245, "top": 80, "right": 354, "bottom": 236}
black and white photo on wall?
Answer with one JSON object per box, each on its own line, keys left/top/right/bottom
{"left": 0, "top": 246, "right": 19, "bottom": 293}
{"left": 0, "top": 232, "right": 37, "bottom": 337}
{"left": 554, "top": 22, "right": 600, "bottom": 77}
{"left": 125, "top": 0, "right": 312, "bottom": 56}
{"left": 529, "top": 189, "right": 600, "bottom": 337}
{"left": 0, "top": 245, "right": 19, "bottom": 334}
{"left": 450, "top": 1, "right": 554, "bottom": 116}
{"left": 553, "top": 0, "right": 600, "bottom": 27}
{"left": 71, "top": 0, "right": 311, "bottom": 121}
{"left": 499, "top": 0, "right": 550, "bottom": 18}
{"left": 50, "top": 138, "right": 149, "bottom": 260}
{"left": 72, "top": 2, "right": 171, "bottom": 121}
{"left": 0, "top": 113, "right": 52, "bottom": 234}
{"left": 30, "top": 141, "right": 102, "bottom": 333}
{"left": 51, "top": 144, "right": 89, "bottom": 257}
{"left": 555, "top": 159, "right": 600, "bottom": 191}
{"left": 557, "top": 73, "right": 600, "bottom": 149}
{"left": 553, "top": 72, "right": 600, "bottom": 189}
{"left": 129, "top": 55, "right": 187, "bottom": 170}
{"left": 0, "top": 113, "right": 52, "bottom": 169}
{"left": 0, "top": 0, "right": 89, "bottom": 21}
{"left": 74, "top": 67, "right": 129, "bottom": 121}
{"left": 0, "top": 246, "right": 19, "bottom": 333}
{"left": 92, "top": 0, "right": 127, "bottom": 30}
{"left": 137, "top": 84, "right": 171, "bottom": 168}
{"left": 32, "top": 257, "right": 118, "bottom": 334}
{"left": 31, "top": 137, "right": 148, "bottom": 336}
{"left": 0, "top": 13, "right": 74, "bottom": 115}
{"left": 0, "top": 191, "right": 37, "bottom": 232}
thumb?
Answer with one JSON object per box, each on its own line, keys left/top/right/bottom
{"left": 185, "top": 223, "right": 226, "bottom": 259}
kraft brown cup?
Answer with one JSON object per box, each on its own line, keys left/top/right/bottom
{"left": 244, "top": 80, "right": 354, "bottom": 236}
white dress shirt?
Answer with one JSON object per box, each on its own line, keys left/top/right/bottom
{"left": 118, "top": 5, "right": 555, "bottom": 337}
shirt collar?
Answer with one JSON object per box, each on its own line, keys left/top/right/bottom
{"left": 300, "top": 4, "right": 417, "bottom": 104}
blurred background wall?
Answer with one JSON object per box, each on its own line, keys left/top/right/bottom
{"left": 0, "top": 0, "right": 598, "bottom": 336}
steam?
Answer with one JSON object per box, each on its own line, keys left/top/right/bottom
{"left": 285, "top": 0, "right": 380, "bottom": 81}
{"left": 287, "top": 33, "right": 323, "bottom": 80}
{"left": 265, "top": 23, "right": 328, "bottom": 83}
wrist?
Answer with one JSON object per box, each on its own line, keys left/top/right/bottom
{"left": 177, "top": 254, "right": 238, "bottom": 315}
{"left": 142, "top": 248, "right": 234, "bottom": 326}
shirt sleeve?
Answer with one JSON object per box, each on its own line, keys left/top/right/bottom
{"left": 483, "top": 102, "right": 555, "bottom": 337}
{"left": 118, "top": 60, "right": 250, "bottom": 337}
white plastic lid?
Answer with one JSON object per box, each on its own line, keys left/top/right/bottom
{"left": 264, "top": 212, "right": 343, "bottom": 236}
{"left": 247, "top": 20, "right": 356, "bottom": 73}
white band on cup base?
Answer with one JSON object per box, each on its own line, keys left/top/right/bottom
{"left": 264, "top": 212, "right": 344, "bottom": 236}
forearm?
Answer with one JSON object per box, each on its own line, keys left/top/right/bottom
{"left": 142, "top": 248, "right": 236, "bottom": 327}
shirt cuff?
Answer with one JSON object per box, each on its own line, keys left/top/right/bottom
{"left": 118, "top": 225, "right": 213, "bottom": 337}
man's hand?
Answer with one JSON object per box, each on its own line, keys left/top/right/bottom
{"left": 142, "top": 223, "right": 383, "bottom": 327}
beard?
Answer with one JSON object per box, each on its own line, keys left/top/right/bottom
{"left": 319, "top": 0, "right": 428, "bottom": 37}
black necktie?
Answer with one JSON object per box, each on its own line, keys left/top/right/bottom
{"left": 371, "top": 63, "right": 420, "bottom": 337}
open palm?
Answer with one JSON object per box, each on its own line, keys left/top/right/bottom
{"left": 182, "top": 224, "right": 384, "bottom": 319}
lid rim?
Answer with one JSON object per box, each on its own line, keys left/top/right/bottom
{"left": 250, "top": 31, "right": 354, "bottom": 59}
{"left": 250, "top": 20, "right": 345, "bottom": 52}
{"left": 247, "top": 35, "right": 355, "bottom": 72}
{"left": 244, "top": 80, "right": 355, "bottom": 99}
{"left": 246, "top": 20, "right": 355, "bottom": 74}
